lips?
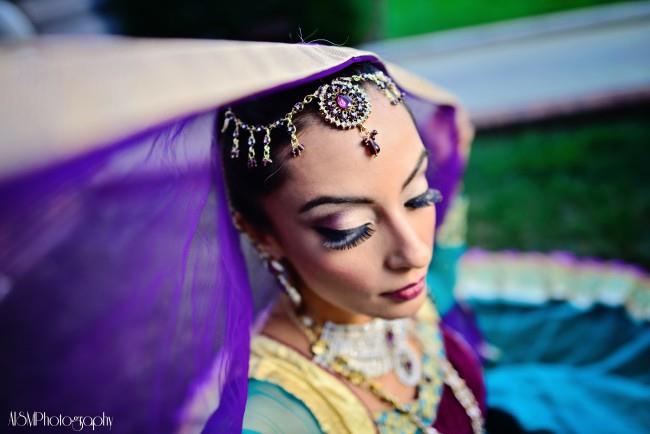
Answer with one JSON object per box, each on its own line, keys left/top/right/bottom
{"left": 381, "top": 276, "right": 426, "bottom": 302}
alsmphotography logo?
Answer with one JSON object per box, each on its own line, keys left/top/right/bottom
{"left": 8, "top": 411, "right": 113, "bottom": 431}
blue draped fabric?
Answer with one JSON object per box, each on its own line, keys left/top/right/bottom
{"left": 428, "top": 216, "right": 650, "bottom": 434}
{"left": 473, "top": 301, "right": 650, "bottom": 434}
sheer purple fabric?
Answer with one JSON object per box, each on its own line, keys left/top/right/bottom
{"left": 0, "top": 67, "right": 464, "bottom": 433}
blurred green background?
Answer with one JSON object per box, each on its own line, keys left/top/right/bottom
{"left": 385, "top": 0, "right": 633, "bottom": 37}
{"left": 463, "top": 109, "right": 650, "bottom": 269}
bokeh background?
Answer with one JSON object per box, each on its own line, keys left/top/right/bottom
{"left": 2, "top": 0, "right": 648, "bottom": 269}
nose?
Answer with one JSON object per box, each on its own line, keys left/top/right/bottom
{"left": 384, "top": 213, "right": 433, "bottom": 271}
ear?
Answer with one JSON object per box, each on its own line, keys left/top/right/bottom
{"left": 232, "top": 212, "right": 285, "bottom": 260}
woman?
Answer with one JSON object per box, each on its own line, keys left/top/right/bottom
{"left": 215, "top": 63, "right": 484, "bottom": 433}
{"left": 0, "top": 38, "right": 479, "bottom": 433}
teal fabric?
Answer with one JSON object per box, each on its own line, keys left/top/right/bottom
{"left": 243, "top": 379, "right": 321, "bottom": 433}
{"left": 427, "top": 244, "right": 466, "bottom": 316}
{"left": 470, "top": 300, "right": 650, "bottom": 434}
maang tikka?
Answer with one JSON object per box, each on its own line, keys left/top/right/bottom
{"left": 221, "top": 71, "right": 404, "bottom": 168}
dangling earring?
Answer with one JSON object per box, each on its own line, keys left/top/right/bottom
{"left": 266, "top": 258, "right": 302, "bottom": 307}
{"left": 230, "top": 210, "right": 302, "bottom": 307}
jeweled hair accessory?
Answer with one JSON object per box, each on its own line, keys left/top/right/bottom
{"left": 221, "top": 71, "right": 403, "bottom": 168}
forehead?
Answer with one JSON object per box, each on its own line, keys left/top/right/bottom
{"left": 277, "top": 87, "right": 425, "bottom": 202}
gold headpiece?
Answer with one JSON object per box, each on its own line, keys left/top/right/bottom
{"left": 220, "top": 71, "right": 403, "bottom": 168}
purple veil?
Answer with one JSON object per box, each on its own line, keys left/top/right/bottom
{"left": 0, "top": 38, "right": 464, "bottom": 433}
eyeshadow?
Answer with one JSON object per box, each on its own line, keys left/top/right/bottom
{"left": 310, "top": 212, "right": 347, "bottom": 229}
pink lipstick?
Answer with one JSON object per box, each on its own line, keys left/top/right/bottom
{"left": 381, "top": 276, "right": 425, "bottom": 302}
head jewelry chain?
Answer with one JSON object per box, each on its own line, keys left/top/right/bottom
{"left": 221, "top": 71, "right": 404, "bottom": 168}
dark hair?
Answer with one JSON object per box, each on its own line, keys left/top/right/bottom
{"left": 217, "top": 61, "right": 383, "bottom": 230}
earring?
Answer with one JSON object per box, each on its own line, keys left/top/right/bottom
{"left": 231, "top": 212, "right": 302, "bottom": 307}
{"left": 267, "top": 258, "right": 302, "bottom": 307}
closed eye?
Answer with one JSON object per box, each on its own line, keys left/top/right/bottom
{"left": 314, "top": 224, "right": 376, "bottom": 250}
{"left": 405, "top": 188, "right": 442, "bottom": 209}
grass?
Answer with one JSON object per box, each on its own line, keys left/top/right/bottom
{"left": 385, "top": 0, "right": 636, "bottom": 38}
{"left": 463, "top": 109, "right": 650, "bottom": 270}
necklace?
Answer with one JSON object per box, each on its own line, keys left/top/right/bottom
{"left": 295, "top": 311, "right": 484, "bottom": 434}
{"left": 300, "top": 315, "right": 422, "bottom": 387}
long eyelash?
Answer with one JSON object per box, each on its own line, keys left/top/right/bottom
{"left": 316, "top": 224, "right": 376, "bottom": 250}
{"left": 405, "top": 188, "right": 443, "bottom": 209}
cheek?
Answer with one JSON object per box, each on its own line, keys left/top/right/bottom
{"left": 421, "top": 206, "right": 436, "bottom": 247}
{"left": 270, "top": 220, "right": 381, "bottom": 299}
{"left": 284, "top": 236, "right": 381, "bottom": 297}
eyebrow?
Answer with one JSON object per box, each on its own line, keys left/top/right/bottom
{"left": 298, "top": 150, "right": 429, "bottom": 214}
{"left": 402, "top": 150, "right": 429, "bottom": 189}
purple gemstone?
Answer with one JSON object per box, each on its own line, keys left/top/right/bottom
{"left": 336, "top": 94, "right": 352, "bottom": 109}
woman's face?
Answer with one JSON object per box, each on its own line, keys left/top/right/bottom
{"left": 261, "top": 86, "right": 436, "bottom": 322}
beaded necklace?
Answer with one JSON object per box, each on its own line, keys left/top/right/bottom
{"left": 292, "top": 310, "right": 485, "bottom": 434}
